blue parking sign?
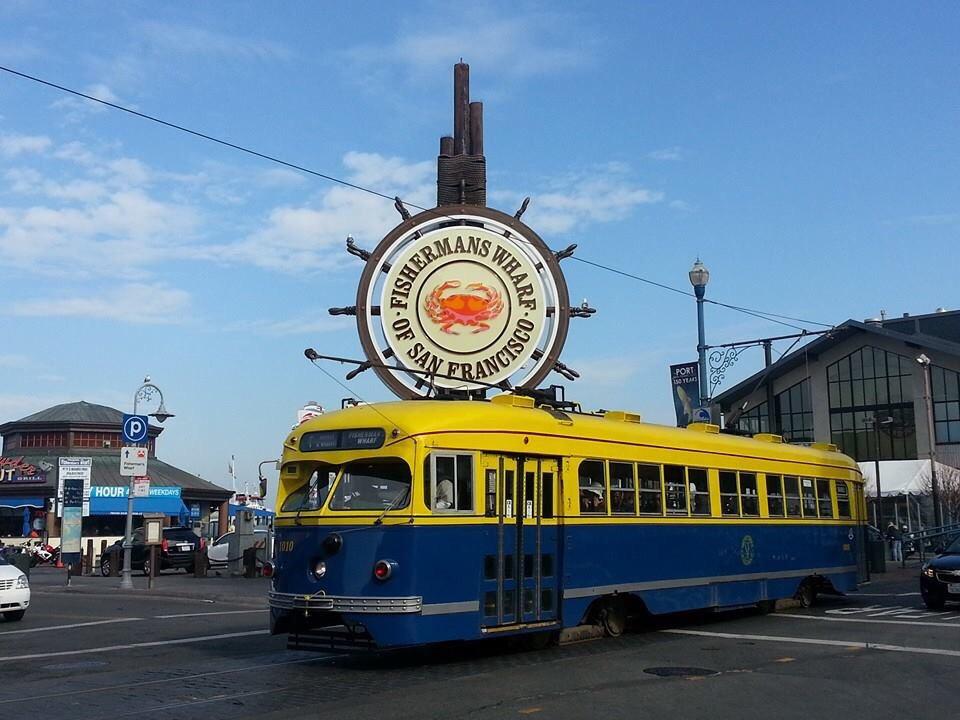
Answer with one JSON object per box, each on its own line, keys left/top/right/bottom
{"left": 122, "top": 414, "right": 149, "bottom": 443}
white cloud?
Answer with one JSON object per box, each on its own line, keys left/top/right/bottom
{"left": 9, "top": 283, "right": 191, "bottom": 324}
{"left": 230, "top": 314, "right": 348, "bottom": 337}
{"left": 0, "top": 132, "right": 51, "bottom": 157}
{"left": 0, "top": 354, "right": 29, "bottom": 368}
{"left": 648, "top": 146, "right": 686, "bottom": 161}
{"left": 495, "top": 167, "right": 664, "bottom": 235}
{"left": 138, "top": 21, "right": 292, "bottom": 62}
{"left": 51, "top": 83, "right": 125, "bottom": 121}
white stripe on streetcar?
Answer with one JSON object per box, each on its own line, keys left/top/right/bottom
{"left": 663, "top": 628, "right": 960, "bottom": 658}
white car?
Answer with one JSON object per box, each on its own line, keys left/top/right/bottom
{"left": 207, "top": 528, "right": 269, "bottom": 567}
{"left": 0, "top": 553, "right": 30, "bottom": 621}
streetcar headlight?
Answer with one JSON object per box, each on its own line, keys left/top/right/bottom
{"left": 373, "top": 559, "right": 397, "bottom": 581}
{"left": 313, "top": 561, "right": 327, "bottom": 579}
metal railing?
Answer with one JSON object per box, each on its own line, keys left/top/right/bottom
{"left": 904, "top": 522, "right": 960, "bottom": 563}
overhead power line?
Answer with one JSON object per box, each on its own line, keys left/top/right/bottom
{"left": 0, "top": 63, "right": 835, "bottom": 333}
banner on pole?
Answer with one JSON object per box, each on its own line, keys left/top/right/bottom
{"left": 669, "top": 361, "right": 701, "bottom": 427}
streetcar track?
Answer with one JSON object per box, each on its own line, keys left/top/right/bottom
{"left": 0, "top": 653, "right": 334, "bottom": 705}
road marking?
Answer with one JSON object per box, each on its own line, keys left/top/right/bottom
{"left": 0, "top": 630, "right": 269, "bottom": 663}
{"left": 855, "top": 592, "right": 920, "bottom": 597}
{"left": 0, "top": 618, "right": 142, "bottom": 636}
{"left": 153, "top": 609, "right": 266, "bottom": 619}
{"left": 663, "top": 628, "right": 960, "bottom": 658}
{"left": 774, "top": 612, "right": 960, "bottom": 629}
{"left": 0, "top": 653, "right": 334, "bottom": 705}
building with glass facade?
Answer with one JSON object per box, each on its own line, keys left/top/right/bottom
{"left": 714, "top": 309, "right": 960, "bottom": 527}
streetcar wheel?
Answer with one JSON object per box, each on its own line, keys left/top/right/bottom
{"left": 796, "top": 581, "right": 817, "bottom": 608}
{"left": 598, "top": 601, "right": 627, "bottom": 637}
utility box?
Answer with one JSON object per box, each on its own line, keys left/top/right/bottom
{"left": 229, "top": 508, "right": 256, "bottom": 577}
{"left": 868, "top": 540, "right": 886, "bottom": 573}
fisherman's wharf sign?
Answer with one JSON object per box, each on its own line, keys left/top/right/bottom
{"left": 352, "top": 205, "right": 572, "bottom": 398}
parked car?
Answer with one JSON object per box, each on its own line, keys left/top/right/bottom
{"left": 0, "top": 552, "right": 30, "bottom": 621}
{"left": 207, "top": 528, "right": 268, "bottom": 567}
{"left": 920, "top": 534, "right": 960, "bottom": 609}
{"left": 100, "top": 526, "right": 205, "bottom": 576}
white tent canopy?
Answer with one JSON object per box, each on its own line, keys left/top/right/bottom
{"left": 859, "top": 460, "right": 953, "bottom": 497}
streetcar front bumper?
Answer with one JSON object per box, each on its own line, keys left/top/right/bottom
{"left": 268, "top": 591, "right": 422, "bottom": 614}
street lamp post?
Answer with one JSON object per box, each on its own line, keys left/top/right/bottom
{"left": 688, "top": 259, "right": 710, "bottom": 410}
{"left": 119, "top": 377, "right": 175, "bottom": 591}
{"left": 864, "top": 414, "right": 894, "bottom": 527}
{"left": 917, "top": 354, "right": 944, "bottom": 527}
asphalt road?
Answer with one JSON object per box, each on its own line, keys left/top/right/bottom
{"left": 1, "top": 564, "right": 958, "bottom": 720}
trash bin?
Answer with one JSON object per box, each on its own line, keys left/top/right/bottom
{"left": 868, "top": 540, "right": 886, "bottom": 573}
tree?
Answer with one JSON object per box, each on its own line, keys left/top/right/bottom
{"left": 921, "top": 463, "right": 960, "bottom": 525}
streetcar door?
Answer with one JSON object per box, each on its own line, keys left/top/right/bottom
{"left": 519, "top": 457, "right": 560, "bottom": 624}
{"left": 480, "top": 454, "right": 520, "bottom": 627}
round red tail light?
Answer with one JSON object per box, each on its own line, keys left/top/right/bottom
{"left": 373, "top": 559, "right": 396, "bottom": 581}
{"left": 262, "top": 562, "right": 274, "bottom": 578}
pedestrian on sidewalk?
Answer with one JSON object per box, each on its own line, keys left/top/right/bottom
{"left": 886, "top": 521, "right": 902, "bottom": 562}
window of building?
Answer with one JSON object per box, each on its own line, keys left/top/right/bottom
{"left": 73, "top": 431, "right": 123, "bottom": 449}
{"left": 578, "top": 460, "right": 606, "bottom": 514}
{"left": 637, "top": 464, "right": 662, "bottom": 515}
{"left": 827, "top": 347, "right": 917, "bottom": 461}
{"left": 609, "top": 462, "right": 635, "bottom": 515}
{"left": 816, "top": 479, "right": 834, "bottom": 518}
{"left": 835, "top": 481, "right": 851, "bottom": 518}
{"left": 19, "top": 431, "right": 68, "bottom": 448}
{"left": 766, "top": 475, "right": 784, "bottom": 517}
{"left": 688, "top": 468, "right": 710, "bottom": 515}
{"left": 775, "top": 379, "right": 814, "bottom": 442}
{"left": 932, "top": 365, "right": 960, "bottom": 445}
{"left": 719, "top": 471, "right": 739, "bottom": 516}
{"left": 664, "top": 465, "right": 687, "bottom": 514}
{"left": 733, "top": 402, "right": 769, "bottom": 435}
{"left": 740, "top": 472, "right": 759, "bottom": 516}
{"left": 784, "top": 476, "right": 802, "bottom": 517}
{"left": 800, "top": 477, "right": 818, "bottom": 517}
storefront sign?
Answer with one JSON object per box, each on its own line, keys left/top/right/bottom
{"left": 91, "top": 485, "right": 181, "bottom": 499}
{"left": 352, "top": 208, "right": 573, "bottom": 398}
{"left": 670, "top": 361, "right": 701, "bottom": 427}
{"left": 89, "top": 485, "right": 182, "bottom": 516}
{"left": 0, "top": 456, "right": 48, "bottom": 485}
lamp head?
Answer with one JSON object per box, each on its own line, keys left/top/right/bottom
{"left": 916, "top": 354, "right": 931, "bottom": 366}
{"left": 688, "top": 259, "right": 710, "bottom": 289}
{"left": 150, "top": 401, "right": 175, "bottom": 424}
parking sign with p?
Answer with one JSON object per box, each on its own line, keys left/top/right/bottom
{"left": 122, "top": 414, "right": 149, "bottom": 444}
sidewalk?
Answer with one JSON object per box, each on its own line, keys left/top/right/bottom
{"left": 855, "top": 555, "right": 923, "bottom": 596}
{"left": 27, "top": 566, "right": 270, "bottom": 606}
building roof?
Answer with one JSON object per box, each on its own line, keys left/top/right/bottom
{"left": 7, "top": 451, "right": 231, "bottom": 500}
{"left": 0, "top": 401, "right": 162, "bottom": 434}
{"left": 714, "top": 313, "right": 960, "bottom": 411}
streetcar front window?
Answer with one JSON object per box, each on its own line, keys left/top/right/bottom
{"left": 329, "top": 459, "right": 412, "bottom": 511}
{"left": 281, "top": 464, "right": 339, "bottom": 512}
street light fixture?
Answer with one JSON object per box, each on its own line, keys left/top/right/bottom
{"left": 688, "top": 259, "right": 710, "bottom": 410}
{"left": 864, "top": 414, "right": 894, "bottom": 527}
{"left": 917, "top": 354, "right": 943, "bottom": 527}
{"left": 119, "top": 377, "right": 175, "bottom": 591}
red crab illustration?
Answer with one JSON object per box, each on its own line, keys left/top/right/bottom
{"left": 423, "top": 280, "right": 504, "bottom": 334}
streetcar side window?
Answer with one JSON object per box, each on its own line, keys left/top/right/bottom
{"left": 784, "top": 476, "right": 802, "bottom": 517}
{"left": 816, "top": 479, "right": 834, "bottom": 518}
{"left": 719, "top": 471, "right": 739, "bottom": 516}
{"left": 688, "top": 468, "right": 710, "bottom": 516}
{"left": 836, "top": 481, "right": 851, "bottom": 518}
{"left": 801, "top": 478, "right": 818, "bottom": 517}
{"left": 740, "top": 473, "right": 759, "bottom": 516}
{"left": 766, "top": 475, "right": 785, "bottom": 517}
{"left": 428, "top": 454, "right": 474, "bottom": 513}
{"left": 609, "top": 462, "right": 636, "bottom": 515}
{"left": 637, "top": 464, "right": 662, "bottom": 515}
{"left": 664, "top": 464, "right": 687, "bottom": 514}
{"left": 578, "top": 460, "right": 606, "bottom": 514}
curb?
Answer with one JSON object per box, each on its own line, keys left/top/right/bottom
{"left": 32, "top": 584, "right": 269, "bottom": 607}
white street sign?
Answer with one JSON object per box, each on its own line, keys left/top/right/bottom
{"left": 132, "top": 475, "right": 151, "bottom": 498}
{"left": 120, "top": 447, "right": 148, "bottom": 477}
{"left": 57, "top": 457, "right": 92, "bottom": 517}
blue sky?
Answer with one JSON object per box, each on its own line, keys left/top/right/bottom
{"left": 1, "top": 1, "right": 957, "bottom": 500}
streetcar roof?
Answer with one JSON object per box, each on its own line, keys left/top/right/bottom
{"left": 289, "top": 398, "right": 860, "bottom": 474}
